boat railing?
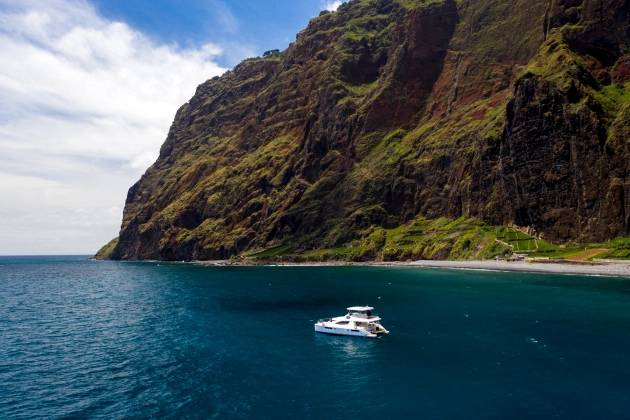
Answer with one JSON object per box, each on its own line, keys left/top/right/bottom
{"left": 317, "top": 318, "right": 332, "bottom": 323}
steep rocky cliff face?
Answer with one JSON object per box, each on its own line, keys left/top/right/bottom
{"left": 103, "top": 0, "right": 630, "bottom": 261}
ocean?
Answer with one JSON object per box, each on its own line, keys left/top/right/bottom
{"left": 2, "top": 256, "right": 630, "bottom": 419}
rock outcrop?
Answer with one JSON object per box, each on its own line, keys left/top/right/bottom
{"left": 101, "top": 0, "right": 630, "bottom": 260}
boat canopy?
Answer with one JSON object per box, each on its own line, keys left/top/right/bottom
{"left": 347, "top": 306, "right": 374, "bottom": 312}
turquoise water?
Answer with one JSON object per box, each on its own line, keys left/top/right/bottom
{"left": 2, "top": 256, "right": 630, "bottom": 419}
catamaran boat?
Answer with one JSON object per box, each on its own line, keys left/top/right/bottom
{"left": 314, "top": 306, "right": 389, "bottom": 338}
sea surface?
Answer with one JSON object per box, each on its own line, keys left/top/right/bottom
{"left": 2, "top": 256, "right": 630, "bottom": 419}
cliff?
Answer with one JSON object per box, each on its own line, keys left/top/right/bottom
{"left": 100, "top": 0, "right": 630, "bottom": 261}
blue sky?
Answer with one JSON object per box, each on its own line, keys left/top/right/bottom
{"left": 93, "top": 0, "right": 339, "bottom": 66}
{"left": 0, "top": 0, "right": 345, "bottom": 255}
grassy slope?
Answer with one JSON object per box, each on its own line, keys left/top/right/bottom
{"left": 95, "top": 238, "right": 118, "bottom": 260}
{"left": 245, "top": 216, "right": 630, "bottom": 262}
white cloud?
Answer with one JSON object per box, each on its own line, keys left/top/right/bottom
{"left": 321, "top": 0, "right": 345, "bottom": 12}
{"left": 0, "top": 0, "right": 233, "bottom": 255}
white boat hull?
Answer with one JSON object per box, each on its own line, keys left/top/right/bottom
{"left": 314, "top": 323, "right": 384, "bottom": 338}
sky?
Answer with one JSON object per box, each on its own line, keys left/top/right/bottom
{"left": 0, "top": 0, "right": 346, "bottom": 255}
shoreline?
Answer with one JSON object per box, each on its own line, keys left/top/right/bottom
{"left": 195, "top": 259, "right": 630, "bottom": 278}
{"left": 194, "top": 260, "right": 630, "bottom": 277}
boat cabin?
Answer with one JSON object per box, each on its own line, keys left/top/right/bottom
{"left": 345, "top": 306, "right": 380, "bottom": 321}
{"left": 347, "top": 306, "right": 373, "bottom": 316}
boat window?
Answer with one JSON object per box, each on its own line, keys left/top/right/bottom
{"left": 336, "top": 321, "right": 349, "bottom": 325}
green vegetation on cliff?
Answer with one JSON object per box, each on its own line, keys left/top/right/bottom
{"left": 95, "top": 238, "right": 118, "bottom": 260}
{"left": 99, "top": 0, "right": 630, "bottom": 261}
{"left": 248, "top": 216, "right": 512, "bottom": 261}
{"left": 245, "top": 216, "right": 630, "bottom": 262}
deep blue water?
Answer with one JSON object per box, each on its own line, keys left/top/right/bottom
{"left": 2, "top": 256, "right": 630, "bottom": 419}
